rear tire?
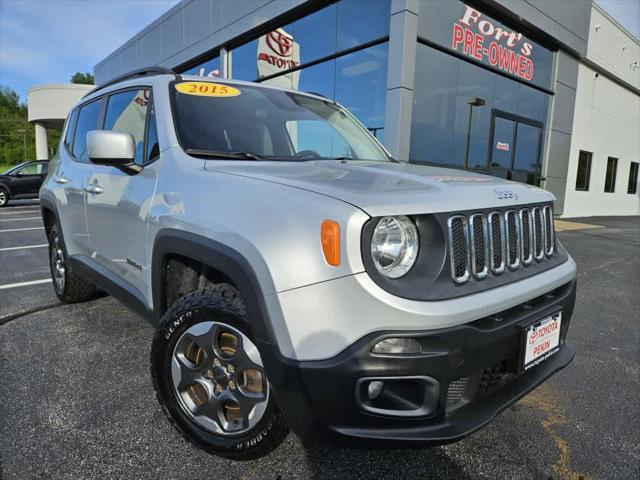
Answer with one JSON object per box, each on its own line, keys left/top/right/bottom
{"left": 151, "top": 285, "right": 289, "bottom": 460}
{"left": 0, "top": 188, "right": 9, "bottom": 207}
{"left": 48, "top": 223, "right": 96, "bottom": 303}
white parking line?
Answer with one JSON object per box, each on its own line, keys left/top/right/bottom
{"left": 0, "top": 278, "right": 51, "bottom": 290}
{"left": 0, "top": 227, "right": 45, "bottom": 233}
{"left": 0, "top": 210, "right": 39, "bottom": 216}
{"left": 0, "top": 217, "right": 42, "bottom": 221}
{"left": 0, "top": 244, "right": 48, "bottom": 252}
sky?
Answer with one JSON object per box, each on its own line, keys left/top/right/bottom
{"left": 0, "top": 0, "right": 179, "bottom": 102}
{"left": 0, "top": 0, "right": 638, "bottom": 104}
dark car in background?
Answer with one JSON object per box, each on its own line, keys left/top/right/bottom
{"left": 0, "top": 160, "right": 49, "bottom": 207}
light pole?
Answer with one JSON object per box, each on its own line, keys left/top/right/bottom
{"left": 464, "top": 97, "right": 485, "bottom": 170}
{"left": 16, "top": 129, "right": 27, "bottom": 161}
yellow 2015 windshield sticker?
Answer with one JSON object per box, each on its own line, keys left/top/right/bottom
{"left": 175, "top": 82, "right": 240, "bottom": 97}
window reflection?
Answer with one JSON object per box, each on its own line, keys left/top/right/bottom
{"left": 411, "top": 43, "right": 551, "bottom": 184}
{"left": 262, "top": 43, "right": 389, "bottom": 142}
{"left": 335, "top": 42, "right": 388, "bottom": 142}
{"left": 337, "top": 0, "right": 390, "bottom": 51}
{"left": 183, "top": 56, "right": 221, "bottom": 78}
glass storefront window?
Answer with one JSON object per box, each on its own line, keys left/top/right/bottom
{"left": 335, "top": 42, "right": 388, "bottom": 141}
{"left": 262, "top": 42, "right": 389, "bottom": 142}
{"left": 183, "top": 56, "right": 222, "bottom": 78}
{"left": 418, "top": 0, "right": 554, "bottom": 90}
{"left": 231, "top": 0, "right": 390, "bottom": 84}
{"left": 337, "top": 0, "right": 390, "bottom": 51}
{"left": 232, "top": 39, "right": 259, "bottom": 81}
{"left": 410, "top": 44, "right": 551, "bottom": 184}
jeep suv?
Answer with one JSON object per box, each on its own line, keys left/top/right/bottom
{"left": 40, "top": 67, "right": 577, "bottom": 460}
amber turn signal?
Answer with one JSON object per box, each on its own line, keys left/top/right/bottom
{"left": 321, "top": 220, "right": 340, "bottom": 266}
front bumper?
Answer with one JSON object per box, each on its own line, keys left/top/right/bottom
{"left": 262, "top": 280, "right": 576, "bottom": 447}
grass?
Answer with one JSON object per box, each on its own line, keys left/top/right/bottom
{"left": 0, "top": 161, "right": 22, "bottom": 173}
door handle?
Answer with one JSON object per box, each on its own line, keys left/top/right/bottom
{"left": 84, "top": 184, "right": 104, "bottom": 194}
{"left": 54, "top": 176, "right": 69, "bottom": 184}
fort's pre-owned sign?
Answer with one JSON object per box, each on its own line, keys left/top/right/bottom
{"left": 418, "top": 1, "right": 553, "bottom": 89}
{"left": 452, "top": 5, "right": 535, "bottom": 81}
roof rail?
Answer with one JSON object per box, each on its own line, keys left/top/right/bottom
{"left": 84, "top": 66, "right": 177, "bottom": 97}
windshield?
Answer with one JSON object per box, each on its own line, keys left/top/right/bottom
{"left": 171, "top": 81, "right": 389, "bottom": 162}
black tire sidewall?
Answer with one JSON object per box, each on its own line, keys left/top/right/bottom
{"left": 151, "top": 295, "right": 286, "bottom": 459}
{"left": 48, "top": 224, "right": 66, "bottom": 298}
{"left": 0, "top": 188, "right": 9, "bottom": 207}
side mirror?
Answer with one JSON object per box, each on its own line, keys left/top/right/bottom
{"left": 15, "top": 172, "right": 24, "bottom": 177}
{"left": 87, "top": 130, "right": 141, "bottom": 173}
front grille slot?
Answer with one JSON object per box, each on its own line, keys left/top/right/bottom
{"left": 488, "top": 212, "right": 505, "bottom": 274}
{"left": 519, "top": 209, "right": 533, "bottom": 265}
{"left": 448, "top": 216, "right": 470, "bottom": 284}
{"left": 505, "top": 210, "right": 520, "bottom": 269}
{"left": 532, "top": 207, "right": 545, "bottom": 260}
{"left": 469, "top": 214, "right": 489, "bottom": 279}
{"left": 447, "top": 204, "right": 554, "bottom": 284}
{"left": 543, "top": 205, "right": 555, "bottom": 256}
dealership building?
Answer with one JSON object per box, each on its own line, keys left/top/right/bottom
{"left": 88, "top": 0, "right": 640, "bottom": 217}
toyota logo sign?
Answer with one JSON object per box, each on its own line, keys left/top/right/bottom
{"left": 266, "top": 30, "right": 294, "bottom": 57}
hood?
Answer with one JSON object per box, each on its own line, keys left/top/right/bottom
{"left": 204, "top": 160, "right": 555, "bottom": 217}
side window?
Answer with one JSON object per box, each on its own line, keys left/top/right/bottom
{"left": 72, "top": 99, "right": 104, "bottom": 162}
{"left": 104, "top": 89, "right": 149, "bottom": 165}
{"left": 145, "top": 102, "right": 160, "bottom": 163}
{"left": 16, "top": 164, "right": 42, "bottom": 175}
{"left": 64, "top": 109, "right": 78, "bottom": 150}
{"left": 575, "top": 150, "right": 592, "bottom": 191}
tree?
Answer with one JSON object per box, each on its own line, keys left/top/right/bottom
{"left": 0, "top": 87, "right": 60, "bottom": 169}
{"left": 70, "top": 72, "right": 94, "bottom": 85}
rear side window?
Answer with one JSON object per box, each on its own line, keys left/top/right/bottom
{"left": 64, "top": 109, "right": 78, "bottom": 149}
{"left": 104, "top": 89, "right": 150, "bottom": 165}
{"left": 72, "top": 99, "right": 104, "bottom": 162}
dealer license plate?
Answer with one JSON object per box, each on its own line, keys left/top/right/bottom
{"left": 522, "top": 312, "right": 562, "bottom": 371}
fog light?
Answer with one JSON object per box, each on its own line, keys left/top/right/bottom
{"left": 372, "top": 338, "right": 422, "bottom": 354}
{"left": 367, "top": 380, "right": 384, "bottom": 400}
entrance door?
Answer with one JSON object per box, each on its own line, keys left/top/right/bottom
{"left": 488, "top": 111, "right": 543, "bottom": 186}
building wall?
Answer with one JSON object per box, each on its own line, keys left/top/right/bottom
{"left": 562, "top": 6, "right": 640, "bottom": 218}
{"left": 94, "top": 0, "right": 310, "bottom": 83}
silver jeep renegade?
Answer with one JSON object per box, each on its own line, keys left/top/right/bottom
{"left": 40, "top": 68, "right": 577, "bottom": 460}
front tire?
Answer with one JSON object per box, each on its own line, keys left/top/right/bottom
{"left": 151, "top": 285, "right": 289, "bottom": 460}
{"left": 0, "top": 188, "right": 9, "bottom": 207}
{"left": 48, "top": 223, "right": 96, "bottom": 303}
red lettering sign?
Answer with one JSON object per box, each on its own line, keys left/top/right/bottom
{"left": 452, "top": 5, "right": 535, "bottom": 82}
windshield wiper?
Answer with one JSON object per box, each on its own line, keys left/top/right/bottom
{"left": 185, "top": 149, "right": 266, "bottom": 161}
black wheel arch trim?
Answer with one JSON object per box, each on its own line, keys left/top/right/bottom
{"left": 0, "top": 181, "right": 12, "bottom": 196}
{"left": 151, "top": 229, "right": 277, "bottom": 345}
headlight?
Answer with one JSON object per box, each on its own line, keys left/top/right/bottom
{"left": 370, "top": 216, "right": 419, "bottom": 278}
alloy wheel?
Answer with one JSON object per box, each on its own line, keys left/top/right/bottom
{"left": 171, "top": 321, "right": 269, "bottom": 435}
{"left": 0, "top": 191, "right": 6, "bottom": 206}
{"left": 51, "top": 235, "right": 66, "bottom": 292}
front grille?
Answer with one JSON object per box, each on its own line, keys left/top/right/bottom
{"left": 448, "top": 216, "right": 470, "bottom": 283}
{"left": 446, "top": 377, "right": 470, "bottom": 410}
{"left": 476, "top": 362, "right": 515, "bottom": 398}
{"left": 469, "top": 214, "right": 489, "bottom": 278}
{"left": 447, "top": 205, "right": 555, "bottom": 284}
{"left": 446, "top": 363, "right": 517, "bottom": 413}
{"left": 532, "top": 207, "right": 544, "bottom": 260}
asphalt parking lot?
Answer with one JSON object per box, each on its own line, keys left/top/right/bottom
{"left": 0, "top": 203, "right": 638, "bottom": 479}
